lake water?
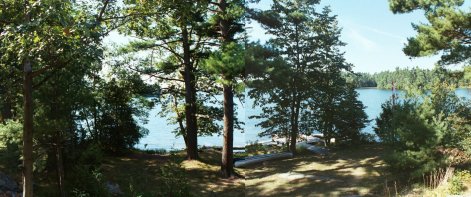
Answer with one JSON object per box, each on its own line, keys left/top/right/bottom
{"left": 136, "top": 88, "right": 471, "bottom": 150}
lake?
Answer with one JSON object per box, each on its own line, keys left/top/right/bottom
{"left": 136, "top": 88, "right": 471, "bottom": 150}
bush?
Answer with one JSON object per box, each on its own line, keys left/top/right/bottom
{"left": 449, "top": 170, "right": 471, "bottom": 194}
{"left": 65, "top": 144, "right": 108, "bottom": 196}
{"left": 375, "top": 79, "right": 471, "bottom": 181}
{"left": 0, "top": 120, "right": 22, "bottom": 173}
{"left": 68, "top": 168, "right": 109, "bottom": 197}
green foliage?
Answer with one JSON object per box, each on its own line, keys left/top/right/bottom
{"left": 68, "top": 168, "right": 109, "bottom": 197}
{"left": 66, "top": 145, "right": 108, "bottom": 197}
{"left": 347, "top": 67, "right": 469, "bottom": 89}
{"left": 94, "top": 79, "right": 151, "bottom": 154}
{"left": 388, "top": 0, "right": 470, "bottom": 65}
{"left": 343, "top": 72, "right": 377, "bottom": 87}
{"left": 375, "top": 69, "right": 471, "bottom": 181}
{"left": 335, "top": 85, "right": 371, "bottom": 145}
{"left": 0, "top": 120, "right": 22, "bottom": 173}
{"left": 203, "top": 42, "right": 245, "bottom": 85}
{"left": 449, "top": 170, "right": 471, "bottom": 194}
{"left": 140, "top": 148, "right": 168, "bottom": 155}
{"left": 0, "top": 120, "right": 22, "bottom": 146}
{"left": 314, "top": 83, "right": 370, "bottom": 146}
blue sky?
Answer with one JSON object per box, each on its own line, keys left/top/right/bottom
{"left": 104, "top": 0, "right": 468, "bottom": 74}
{"left": 247, "top": 0, "right": 443, "bottom": 73}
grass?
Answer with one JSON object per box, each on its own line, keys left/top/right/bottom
{"left": 101, "top": 148, "right": 245, "bottom": 197}
{"left": 3, "top": 143, "right": 469, "bottom": 196}
{"left": 245, "top": 144, "right": 391, "bottom": 197}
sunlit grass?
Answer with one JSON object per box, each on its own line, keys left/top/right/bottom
{"left": 102, "top": 148, "right": 245, "bottom": 196}
{"left": 245, "top": 144, "right": 390, "bottom": 197}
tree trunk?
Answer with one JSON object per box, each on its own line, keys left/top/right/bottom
{"left": 56, "top": 137, "right": 65, "bottom": 197}
{"left": 221, "top": 84, "right": 234, "bottom": 177}
{"left": 182, "top": 26, "right": 198, "bottom": 160}
{"left": 289, "top": 92, "right": 299, "bottom": 155}
{"left": 217, "top": 0, "right": 236, "bottom": 178}
{"left": 22, "top": 2, "right": 34, "bottom": 194}
{"left": 289, "top": 116, "right": 298, "bottom": 154}
{"left": 23, "top": 58, "right": 34, "bottom": 197}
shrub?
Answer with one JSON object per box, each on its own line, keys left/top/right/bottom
{"left": 0, "top": 120, "right": 22, "bottom": 173}
{"left": 375, "top": 80, "right": 471, "bottom": 181}
{"left": 65, "top": 144, "right": 108, "bottom": 196}
{"left": 449, "top": 170, "right": 471, "bottom": 194}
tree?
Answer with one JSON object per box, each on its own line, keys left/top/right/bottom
{"left": 389, "top": 0, "right": 470, "bottom": 65}
{"left": 249, "top": 2, "right": 357, "bottom": 152}
{"left": 308, "top": 7, "right": 359, "bottom": 146}
{"left": 204, "top": 0, "right": 245, "bottom": 178}
{"left": 246, "top": 42, "right": 295, "bottom": 149}
{"left": 314, "top": 83, "right": 369, "bottom": 146}
{"left": 205, "top": 43, "right": 244, "bottom": 177}
{"left": 249, "top": 0, "right": 324, "bottom": 154}
{"left": 336, "top": 85, "right": 369, "bottom": 144}
{"left": 375, "top": 67, "right": 471, "bottom": 181}
{"left": 0, "top": 1, "right": 115, "bottom": 195}
{"left": 120, "top": 0, "right": 217, "bottom": 160}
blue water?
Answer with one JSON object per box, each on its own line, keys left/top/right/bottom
{"left": 136, "top": 88, "right": 471, "bottom": 150}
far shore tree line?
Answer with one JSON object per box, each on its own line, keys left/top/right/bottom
{"left": 344, "top": 66, "right": 471, "bottom": 89}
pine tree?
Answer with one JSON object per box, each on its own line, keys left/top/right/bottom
{"left": 389, "top": 0, "right": 471, "bottom": 65}
{"left": 203, "top": 0, "right": 245, "bottom": 178}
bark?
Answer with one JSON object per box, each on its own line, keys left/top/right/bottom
{"left": 289, "top": 107, "right": 298, "bottom": 154}
{"left": 289, "top": 90, "right": 300, "bottom": 154}
{"left": 182, "top": 26, "right": 198, "bottom": 160}
{"left": 221, "top": 84, "right": 234, "bottom": 177}
{"left": 56, "top": 137, "right": 65, "bottom": 197}
{"left": 289, "top": 22, "right": 302, "bottom": 155}
{"left": 22, "top": 58, "right": 34, "bottom": 197}
{"left": 218, "top": 0, "right": 236, "bottom": 177}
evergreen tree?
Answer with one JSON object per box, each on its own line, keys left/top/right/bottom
{"left": 389, "top": 0, "right": 471, "bottom": 65}
{"left": 119, "top": 0, "right": 214, "bottom": 160}
{"left": 204, "top": 0, "right": 245, "bottom": 178}
{"left": 375, "top": 67, "right": 471, "bottom": 180}
{"left": 249, "top": 0, "right": 323, "bottom": 154}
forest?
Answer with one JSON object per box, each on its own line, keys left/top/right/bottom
{"left": 345, "top": 66, "right": 471, "bottom": 89}
{"left": 0, "top": 0, "right": 470, "bottom": 196}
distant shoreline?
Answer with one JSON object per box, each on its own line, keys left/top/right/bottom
{"left": 356, "top": 87, "right": 471, "bottom": 90}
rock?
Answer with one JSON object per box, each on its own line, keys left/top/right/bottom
{"left": 105, "top": 181, "right": 123, "bottom": 196}
{"left": 0, "top": 172, "right": 19, "bottom": 194}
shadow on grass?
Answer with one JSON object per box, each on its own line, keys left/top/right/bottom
{"left": 245, "top": 144, "right": 391, "bottom": 197}
{"left": 102, "top": 148, "right": 245, "bottom": 197}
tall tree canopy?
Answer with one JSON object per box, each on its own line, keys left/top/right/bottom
{"left": 119, "top": 0, "right": 217, "bottom": 160}
{"left": 389, "top": 0, "right": 470, "bottom": 65}
{"left": 203, "top": 0, "right": 245, "bottom": 178}
{"left": 248, "top": 1, "right": 366, "bottom": 152}
{"left": 0, "top": 0, "right": 119, "bottom": 195}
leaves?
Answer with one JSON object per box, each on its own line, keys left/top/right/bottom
{"left": 389, "top": 0, "right": 470, "bottom": 65}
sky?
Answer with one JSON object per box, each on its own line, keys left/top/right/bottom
{"left": 246, "top": 0, "right": 443, "bottom": 73}
{"left": 104, "top": 0, "right": 468, "bottom": 74}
